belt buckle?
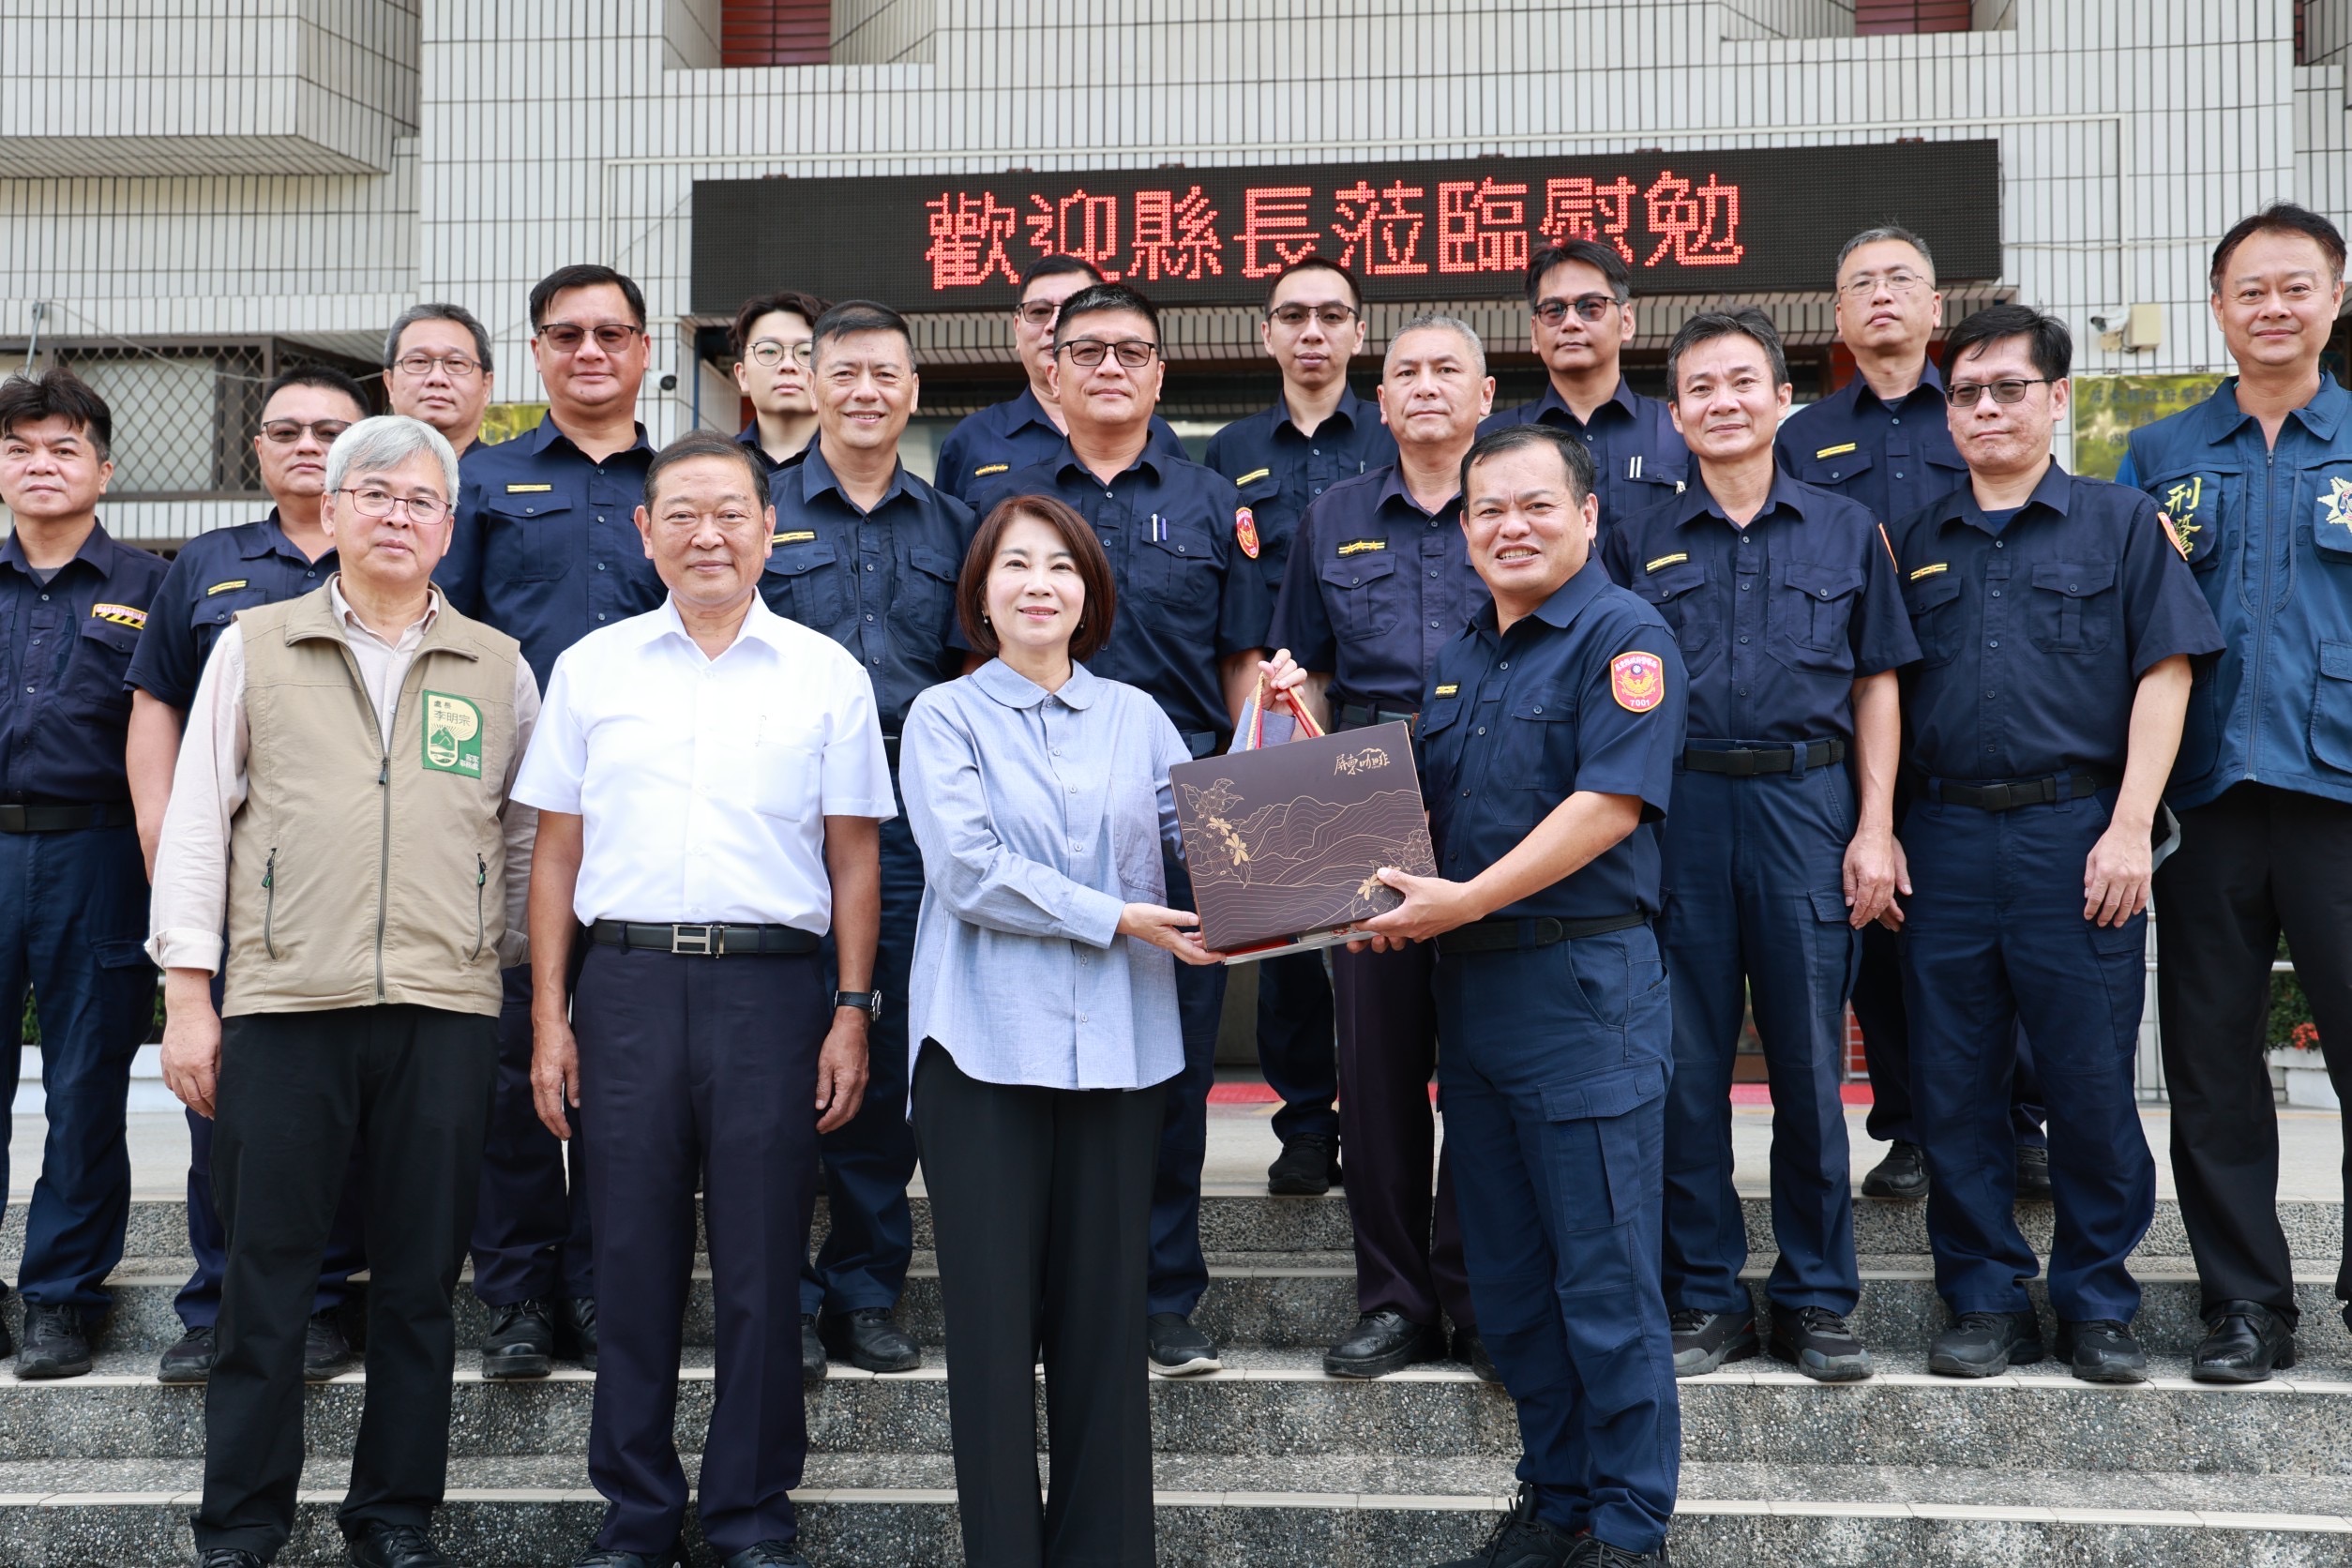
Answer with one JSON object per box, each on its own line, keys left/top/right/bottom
{"left": 1726, "top": 749, "right": 1758, "bottom": 778}
{"left": 671, "top": 923, "right": 716, "bottom": 956}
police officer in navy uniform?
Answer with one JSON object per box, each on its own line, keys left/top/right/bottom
{"left": 1206, "top": 255, "right": 1397, "bottom": 1199}
{"left": 2117, "top": 204, "right": 2352, "bottom": 1381}
{"left": 1891, "top": 305, "right": 2221, "bottom": 1382}
{"left": 935, "top": 254, "right": 1182, "bottom": 505}
{"left": 730, "top": 288, "right": 828, "bottom": 473}
{"left": 1776, "top": 225, "right": 2049, "bottom": 1203}
{"left": 439, "top": 263, "right": 667, "bottom": 1379}
{"left": 1606, "top": 309, "right": 1917, "bottom": 1385}
{"left": 755, "top": 301, "right": 975, "bottom": 1380}
{"left": 0, "top": 369, "right": 170, "bottom": 1380}
{"left": 1355, "top": 421, "right": 1683, "bottom": 1568}
{"left": 125, "top": 366, "right": 375, "bottom": 1386}
{"left": 1261, "top": 313, "right": 1492, "bottom": 1382}
{"left": 1479, "top": 237, "right": 1688, "bottom": 535}
{"left": 968, "top": 280, "right": 1270, "bottom": 1379}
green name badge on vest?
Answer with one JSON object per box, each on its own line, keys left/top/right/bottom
{"left": 421, "top": 691, "right": 484, "bottom": 777}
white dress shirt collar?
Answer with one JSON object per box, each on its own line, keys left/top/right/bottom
{"left": 970, "top": 656, "right": 1103, "bottom": 712}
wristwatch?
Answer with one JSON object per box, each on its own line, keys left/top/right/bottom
{"left": 834, "top": 989, "right": 883, "bottom": 1022}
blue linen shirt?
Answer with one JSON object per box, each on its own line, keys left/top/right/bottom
{"left": 1271, "top": 466, "right": 1488, "bottom": 714}
{"left": 1416, "top": 560, "right": 1686, "bottom": 920}
{"left": 0, "top": 521, "right": 169, "bottom": 801}
{"left": 1774, "top": 365, "right": 1968, "bottom": 526}
{"left": 1889, "top": 462, "right": 2224, "bottom": 782}
{"left": 123, "top": 511, "right": 336, "bottom": 709}
{"left": 1602, "top": 470, "right": 1918, "bottom": 744}
{"left": 2118, "top": 375, "right": 2352, "bottom": 807}
{"left": 933, "top": 386, "right": 1184, "bottom": 505}
{"left": 756, "top": 442, "right": 978, "bottom": 732}
{"left": 1204, "top": 388, "right": 1397, "bottom": 603}
{"left": 899, "top": 658, "right": 1191, "bottom": 1092}
{"left": 437, "top": 412, "right": 665, "bottom": 689}
{"left": 1478, "top": 377, "right": 1690, "bottom": 534}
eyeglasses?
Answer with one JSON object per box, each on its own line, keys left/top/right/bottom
{"left": 337, "top": 486, "right": 450, "bottom": 524}
{"left": 1839, "top": 269, "right": 1932, "bottom": 300}
{"left": 1057, "top": 339, "right": 1160, "bottom": 369}
{"left": 1269, "top": 303, "right": 1359, "bottom": 330}
{"left": 390, "top": 353, "right": 481, "bottom": 379}
{"left": 1944, "top": 377, "right": 2053, "bottom": 407}
{"left": 536, "top": 321, "right": 643, "bottom": 354}
{"left": 259, "top": 419, "right": 354, "bottom": 445}
{"left": 1016, "top": 300, "right": 1064, "bottom": 328}
{"left": 1532, "top": 294, "right": 1621, "bottom": 326}
{"left": 746, "top": 337, "right": 815, "bottom": 369}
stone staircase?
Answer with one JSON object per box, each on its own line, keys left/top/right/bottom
{"left": 5, "top": 1190, "right": 2352, "bottom": 1565}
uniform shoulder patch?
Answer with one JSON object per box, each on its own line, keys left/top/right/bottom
{"left": 504, "top": 483, "right": 553, "bottom": 493}
{"left": 2158, "top": 512, "right": 2191, "bottom": 559}
{"left": 1814, "top": 442, "right": 1859, "bottom": 460}
{"left": 1336, "top": 538, "right": 1387, "bottom": 556}
{"left": 1644, "top": 552, "right": 1688, "bottom": 573}
{"left": 91, "top": 602, "right": 148, "bottom": 629}
{"left": 1236, "top": 466, "right": 1273, "bottom": 486}
{"left": 773, "top": 530, "right": 817, "bottom": 545}
{"left": 1907, "top": 562, "right": 1948, "bottom": 580}
{"left": 972, "top": 462, "right": 1010, "bottom": 478}
{"left": 1235, "top": 506, "right": 1260, "bottom": 560}
{"left": 205, "top": 579, "right": 249, "bottom": 596}
{"left": 1610, "top": 650, "right": 1666, "bottom": 714}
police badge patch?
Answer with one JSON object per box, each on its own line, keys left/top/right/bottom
{"left": 2318, "top": 474, "right": 2352, "bottom": 554}
{"left": 1610, "top": 651, "right": 1666, "bottom": 714}
{"left": 1235, "top": 506, "right": 1260, "bottom": 560}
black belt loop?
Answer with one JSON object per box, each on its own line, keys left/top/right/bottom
{"left": 587, "top": 920, "right": 822, "bottom": 957}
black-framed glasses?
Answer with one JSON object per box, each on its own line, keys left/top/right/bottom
{"left": 1944, "top": 377, "right": 2053, "bottom": 407}
{"left": 536, "top": 321, "right": 643, "bottom": 354}
{"left": 1532, "top": 294, "right": 1620, "bottom": 325}
{"left": 259, "top": 419, "right": 354, "bottom": 445}
{"left": 747, "top": 337, "right": 814, "bottom": 369}
{"left": 390, "top": 352, "right": 480, "bottom": 379}
{"left": 1016, "top": 300, "right": 1063, "bottom": 327}
{"left": 1058, "top": 339, "right": 1160, "bottom": 369}
{"left": 338, "top": 486, "right": 450, "bottom": 524}
{"left": 1268, "top": 303, "right": 1359, "bottom": 330}
{"left": 1840, "top": 268, "right": 1931, "bottom": 300}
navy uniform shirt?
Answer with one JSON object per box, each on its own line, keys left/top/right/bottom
{"left": 438, "top": 413, "right": 665, "bottom": 689}
{"left": 0, "top": 522, "right": 169, "bottom": 802}
{"left": 1271, "top": 466, "right": 1487, "bottom": 715}
{"left": 2118, "top": 375, "right": 2352, "bottom": 809}
{"left": 1478, "top": 378, "right": 1689, "bottom": 534}
{"left": 1416, "top": 560, "right": 1685, "bottom": 919}
{"left": 935, "top": 386, "right": 1185, "bottom": 505}
{"left": 1889, "top": 462, "right": 2224, "bottom": 782}
{"left": 736, "top": 422, "right": 797, "bottom": 475}
{"left": 1204, "top": 388, "right": 1397, "bottom": 602}
{"left": 1774, "top": 364, "right": 1967, "bottom": 526}
{"left": 1603, "top": 471, "right": 1918, "bottom": 745}
{"left": 123, "top": 511, "right": 336, "bottom": 710}
{"left": 758, "top": 442, "right": 978, "bottom": 733}
{"left": 969, "top": 443, "right": 1271, "bottom": 751}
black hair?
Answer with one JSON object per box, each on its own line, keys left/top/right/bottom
{"left": 0, "top": 369, "right": 113, "bottom": 461}
{"left": 2209, "top": 202, "right": 2348, "bottom": 293}
{"left": 809, "top": 299, "right": 914, "bottom": 365}
{"left": 1459, "top": 422, "right": 1597, "bottom": 508}
{"left": 730, "top": 288, "right": 831, "bottom": 358}
{"left": 261, "top": 364, "right": 370, "bottom": 418}
{"left": 643, "top": 428, "right": 770, "bottom": 510}
{"left": 1526, "top": 237, "right": 1633, "bottom": 308}
{"left": 1018, "top": 252, "right": 1106, "bottom": 299}
{"left": 1942, "top": 304, "right": 2072, "bottom": 384}
{"left": 529, "top": 264, "right": 648, "bottom": 332}
{"left": 1052, "top": 282, "right": 1161, "bottom": 346}
{"left": 1833, "top": 225, "right": 1936, "bottom": 284}
{"left": 1267, "top": 255, "right": 1363, "bottom": 313}
{"left": 384, "top": 302, "right": 494, "bottom": 372}
{"left": 1665, "top": 308, "right": 1788, "bottom": 398}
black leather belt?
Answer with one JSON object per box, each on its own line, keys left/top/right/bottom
{"left": 1436, "top": 912, "right": 1649, "bottom": 956}
{"left": 1334, "top": 702, "right": 1418, "bottom": 734}
{"left": 0, "top": 801, "right": 134, "bottom": 834}
{"left": 1681, "top": 738, "right": 1847, "bottom": 776}
{"left": 883, "top": 734, "right": 901, "bottom": 770}
{"left": 588, "top": 920, "right": 821, "bottom": 957}
{"left": 1920, "top": 769, "right": 2118, "bottom": 812}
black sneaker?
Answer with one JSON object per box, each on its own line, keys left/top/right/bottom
{"left": 1767, "top": 1306, "right": 1872, "bottom": 1382}
{"left": 1146, "top": 1312, "right": 1223, "bottom": 1376}
{"left": 2013, "top": 1143, "right": 2053, "bottom": 1200}
{"left": 1860, "top": 1140, "right": 1929, "bottom": 1199}
{"left": 718, "top": 1542, "right": 812, "bottom": 1568}
{"left": 159, "top": 1323, "right": 219, "bottom": 1384}
{"left": 198, "top": 1551, "right": 267, "bottom": 1568}
{"left": 1431, "top": 1483, "right": 1576, "bottom": 1567}
{"left": 1324, "top": 1310, "right": 1446, "bottom": 1379}
{"left": 800, "top": 1314, "right": 827, "bottom": 1381}
{"left": 1669, "top": 1306, "right": 1757, "bottom": 1378}
{"left": 1928, "top": 1309, "right": 2044, "bottom": 1378}
{"left": 1566, "top": 1538, "right": 1672, "bottom": 1566}
{"left": 304, "top": 1309, "right": 357, "bottom": 1382}
{"left": 1454, "top": 1325, "right": 1501, "bottom": 1385}
{"left": 15, "top": 1303, "right": 92, "bottom": 1380}
{"left": 557, "top": 1296, "right": 598, "bottom": 1370}
{"left": 1268, "top": 1133, "right": 1342, "bottom": 1196}
{"left": 2057, "top": 1319, "right": 2148, "bottom": 1384}
{"left": 480, "top": 1299, "right": 554, "bottom": 1380}
{"left": 819, "top": 1306, "right": 921, "bottom": 1373}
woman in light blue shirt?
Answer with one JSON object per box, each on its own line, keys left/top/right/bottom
{"left": 898, "top": 493, "right": 1214, "bottom": 1568}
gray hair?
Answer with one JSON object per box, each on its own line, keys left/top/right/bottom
{"left": 1384, "top": 312, "right": 1486, "bottom": 379}
{"left": 1834, "top": 226, "right": 1936, "bottom": 286}
{"left": 324, "top": 415, "right": 460, "bottom": 502}
{"left": 383, "top": 302, "right": 495, "bottom": 373}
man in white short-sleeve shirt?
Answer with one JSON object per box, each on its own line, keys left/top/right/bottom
{"left": 514, "top": 429, "right": 891, "bottom": 1568}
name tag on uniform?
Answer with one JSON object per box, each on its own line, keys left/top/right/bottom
{"left": 420, "top": 691, "right": 485, "bottom": 777}
{"left": 1644, "top": 552, "right": 1688, "bottom": 573}
{"left": 91, "top": 603, "right": 148, "bottom": 628}
{"left": 505, "top": 483, "right": 553, "bottom": 493}
{"left": 773, "top": 530, "right": 817, "bottom": 545}
{"left": 1336, "top": 538, "right": 1386, "bottom": 556}
{"left": 1433, "top": 684, "right": 1459, "bottom": 697}
{"left": 1815, "top": 442, "right": 1859, "bottom": 460}
{"left": 1236, "top": 467, "right": 1272, "bottom": 486}
{"left": 1908, "top": 563, "right": 1949, "bottom": 580}
{"left": 206, "top": 579, "right": 249, "bottom": 596}
{"left": 972, "top": 463, "right": 1009, "bottom": 478}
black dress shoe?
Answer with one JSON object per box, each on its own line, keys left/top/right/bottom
{"left": 720, "top": 1542, "right": 812, "bottom": 1568}
{"left": 1768, "top": 1306, "right": 1873, "bottom": 1382}
{"left": 1431, "top": 1483, "right": 1576, "bottom": 1567}
{"left": 800, "top": 1314, "right": 827, "bottom": 1381}
{"left": 570, "top": 1547, "right": 686, "bottom": 1568}
{"left": 2057, "top": 1319, "right": 2148, "bottom": 1383}
{"left": 558, "top": 1296, "right": 599, "bottom": 1369}
{"left": 1454, "top": 1326, "right": 1500, "bottom": 1385}
{"left": 2193, "top": 1299, "right": 2296, "bottom": 1383}
{"left": 305, "top": 1309, "right": 358, "bottom": 1382}
{"left": 1566, "top": 1538, "right": 1671, "bottom": 1566}
{"left": 820, "top": 1307, "right": 921, "bottom": 1373}
{"left": 1324, "top": 1310, "right": 1447, "bottom": 1379}
{"left": 1928, "top": 1309, "right": 2043, "bottom": 1377}
{"left": 0, "top": 1292, "right": 13, "bottom": 1358}
{"left": 1268, "top": 1133, "right": 1342, "bottom": 1196}
{"left": 1669, "top": 1307, "right": 1757, "bottom": 1378}
{"left": 1146, "top": 1312, "right": 1223, "bottom": 1376}
{"left": 1861, "top": 1139, "right": 1929, "bottom": 1199}
{"left": 480, "top": 1299, "right": 554, "bottom": 1380}
{"left": 2013, "top": 1143, "right": 2053, "bottom": 1200}
{"left": 345, "top": 1519, "right": 450, "bottom": 1568}
{"left": 15, "top": 1303, "right": 92, "bottom": 1380}
{"left": 159, "top": 1323, "right": 219, "bottom": 1384}
{"left": 198, "top": 1550, "right": 267, "bottom": 1568}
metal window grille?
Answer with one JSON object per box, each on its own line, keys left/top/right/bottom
{"left": 1855, "top": 0, "right": 1973, "bottom": 34}
{"left": 722, "top": 1, "right": 831, "bottom": 65}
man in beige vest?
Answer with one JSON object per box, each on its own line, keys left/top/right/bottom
{"left": 147, "top": 415, "right": 540, "bottom": 1568}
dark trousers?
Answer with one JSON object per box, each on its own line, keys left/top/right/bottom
{"left": 912, "top": 1043, "right": 1162, "bottom": 1568}
{"left": 1255, "top": 951, "right": 1338, "bottom": 1145}
{"left": 0, "top": 822, "right": 152, "bottom": 1310}
{"left": 469, "top": 964, "right": 594, "bottom": 1305}
{"left": 177, "top": 1106, "right": 367, "bottom": 1329}
{"left": 1436, "top": 927, "right": 1680, "bottom": 1555}
{"left": 1147, "top": 849, "right": 1229, "bottom": 1319}
{"left": 1659, "top": 765, "right": 1861, "bottom": 1317}
{"left": 576, "top": 945, "right": 825, "bottom": 1558}
{"left": 1901, "top": 792, "right": 2155, "bottom": 1322}
{"left": 193, "top": 1004, "right": 496, "bottom": 1560}
{"left": 1860, "top": 920, "right": 2049, "bottom": 1149}
{"left": 1332, "top": 942, "right": 1471, "bottom": 1328}
{"left": 2156, "top": 782, "right": 2352, "bottom": 1323}
{"left": 803, "top": 801, "right": 921, "bottom": 1318}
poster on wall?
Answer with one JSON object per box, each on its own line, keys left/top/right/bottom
{"left": 2071, "top": 375, "right": 2224, "bottom": 480}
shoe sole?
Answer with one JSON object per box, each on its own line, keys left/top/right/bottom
{"left": 1148, "top": 1352, "right": 1224, "bottom": 1377}
{"left": 2070, "top": 1360, "right": 2150, "bottom": 1384}
{"left": 14, "top": 1358, "right": 94, "bottom": 1380}
{"left": 156, "top": 1365, "right": 212, "bottom": 1386}
{"left": 480, "top": 1351, "right": 552, "bottom": 1380}
{"left": 1768, "top": 1338, "right": 1874, "bottom": 1383}
{"left": 1323, "top": 1335, "right": 1447, "bottom": 1380}
{"left": 2192, "top": 1349, "right": 2294, "bottom": 1384}
{"left": 1672, "top": 1329, "right": 1760, "bottom": 1380}
{"left": 1860, "top": 1177, "right": 1928, "bottom": 1200}
{"left": 817, "top": 1325, "right": 922, "bottom": 1375}
{"left": 1928, "top": 1341, "right": 2046, "bottom": 1378}
{"left": 1266, "top": 1175, "right": 1334, "bottom": 1196}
